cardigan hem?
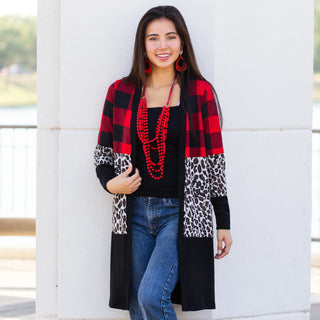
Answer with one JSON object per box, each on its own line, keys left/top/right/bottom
{"left": 181, "top": 303, "right": 216, "bottom": 311}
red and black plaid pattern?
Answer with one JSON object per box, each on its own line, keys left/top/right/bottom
{"left": 97, "top": 78, "right": 224, "bottom": 157}
{"left": 98, "top": 80, "right": 135, "bottom": 154}
{"left": 185, "top": 80, "right": 224, "bottom": 157}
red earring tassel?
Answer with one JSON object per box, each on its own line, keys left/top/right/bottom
{"left": 175, "top": 55, "right": 187, "bottom": 72}
{"left": 144, "top": 57, "right": 152, "bottom": 74}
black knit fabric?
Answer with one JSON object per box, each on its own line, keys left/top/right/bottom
{"left": 133, "top": 106, "right": 180, "bottom": 198}
{"left": 96, "top": 164, "right": 116, "bottom": 194}
{"left": 211, "top": 196, "right": 230, "bottom": 229}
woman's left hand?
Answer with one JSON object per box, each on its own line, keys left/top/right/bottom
{"left": 215, "top": 229, "right": 233, "bottom": 259}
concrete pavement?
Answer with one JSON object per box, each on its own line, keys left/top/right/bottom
{"left": 0, "top": 248, "right": 320, "bottom": 319}
{"left": 0, "top": 259, "right": 35, "bottom": 320}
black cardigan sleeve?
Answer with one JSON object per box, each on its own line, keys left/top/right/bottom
{"left": 95, "top": 164, "right": 116, "bottom": 194}
{"left": 211, "top": 195, "right": 230, "bottom": 230}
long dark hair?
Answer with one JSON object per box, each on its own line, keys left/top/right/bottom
{"left": 122, "top": 5, "right": 224, "bottom": 132}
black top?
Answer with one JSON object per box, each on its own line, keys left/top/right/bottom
{"left": 133, "top": 106, "right": 180, "bottom": 198}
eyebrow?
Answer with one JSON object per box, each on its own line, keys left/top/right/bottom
{"left": 146, "top": 31, "right": 178, "bottom": 37}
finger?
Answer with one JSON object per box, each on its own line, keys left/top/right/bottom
{"left": 217, "top": 239, "right": 223, "bottom": 255}
{"left": 220, "top": 246, "right": 230, "bottom": 258}
{"left": 130, "top": 168, "right": 141, "bottom": 180}
{"left": 216, "top": 241, "right": 232, "bottom": 259}
{"left": 224, "top": 242, "right": 232, "bottom": 254}
{"left": 132, "top": 176, "right": 142, "bottom": 185}
{"left": 134, "top": 167, "right": 141, "bottom": 177}
{"left": 132, "top": 179, "right": 142, "bottom": 190}
{"left": 122, "top": 163, "right": 132, "bottom": 176}
{"left": 217, "top": 251, "right": 228, "bottom": 259}
{"left": 215, "top": 247, "right": 226, "bottom": 259}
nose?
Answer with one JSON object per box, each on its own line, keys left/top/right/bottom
{"left": 159, "top": 37, "right": 168, "bottom": 49}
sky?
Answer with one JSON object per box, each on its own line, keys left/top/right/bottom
{"left": 0, "top": 0, "right": 37, "bottom": 17}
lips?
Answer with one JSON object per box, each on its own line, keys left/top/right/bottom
{"left": 156, "top": 53, "right": 171, "bottom": 60}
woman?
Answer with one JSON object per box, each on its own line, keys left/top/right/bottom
{"left": 94, "top": 5, "right": 233, "bottom": 319}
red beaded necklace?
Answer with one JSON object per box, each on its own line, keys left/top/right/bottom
{"left": 136, "top": 74, "right": 177, "bottom": 180}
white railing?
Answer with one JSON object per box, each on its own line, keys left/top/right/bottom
{"left": 0, "top": 125, "right": 319, "bottom": 237}
{"left": 0, "top": 125, "right": 36, "bottom": 218}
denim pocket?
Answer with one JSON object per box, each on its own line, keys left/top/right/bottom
{"left": 167, "top": 198, "right": 179, "bottom": 207}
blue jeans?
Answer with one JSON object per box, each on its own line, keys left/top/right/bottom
{"left": 129, "top": 196, "right": 180, "bottom": 320}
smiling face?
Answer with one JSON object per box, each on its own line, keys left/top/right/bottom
{"left": 145, "top": 18, "right": 182, "bottom": 72}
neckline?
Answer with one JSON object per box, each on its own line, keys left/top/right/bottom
{"left": 141, "top": 74, "right": 177, "bottom": 109}
{"left": 147, "top": 105, "right": 179, "bottom": 109}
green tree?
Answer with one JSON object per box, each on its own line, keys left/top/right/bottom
{"left": 0, "top": 16, "right": 36, "bottom": 71}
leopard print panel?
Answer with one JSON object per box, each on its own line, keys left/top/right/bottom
{"left": 207, "top": 153, "right": 228, "bottom": 198}
{"left": 93, "top": 145, "right": 114, "bottom": 167}
{"left": 184, "top": 157, "right": 213, "bottom": 237}
{"left": 183, "top": 154, "right": 227, "bottom": 238}
{"left": 93, "top": 145, "right": 130, "bottom": 235}
{"left": 111, "top": 153, "right": 131, "bottom": 235}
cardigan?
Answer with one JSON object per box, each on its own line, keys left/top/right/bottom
{"left": 93, "top": 77, "right": 231, "bottom": 311}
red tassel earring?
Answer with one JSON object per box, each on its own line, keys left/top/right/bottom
{"left": 175, "top": 49, "right": 187, "bottom": 72}
{"left": 144, "top": 55, "right": 152, "bottom": 74}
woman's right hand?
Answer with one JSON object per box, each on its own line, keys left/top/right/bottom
{"left": 106, "top": 163, "right": 142, "bottom": 194}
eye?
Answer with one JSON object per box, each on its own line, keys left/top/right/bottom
{"left": 148, "top": 37, "right": 158, "bottom": 41}
{"left": 168, "top": 35, "right": 177, "bottom": 40}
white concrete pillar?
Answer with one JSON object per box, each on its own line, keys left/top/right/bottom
{"left": 36, "top": 0, "right": 314, "bottom": 319}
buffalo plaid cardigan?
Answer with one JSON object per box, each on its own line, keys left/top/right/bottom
{"left": 93, "top": 77, "right": 231, "bottom": 311}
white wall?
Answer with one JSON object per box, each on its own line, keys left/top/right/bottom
{"left": 36, "top": 0, "right": 314, "bottom": 319}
